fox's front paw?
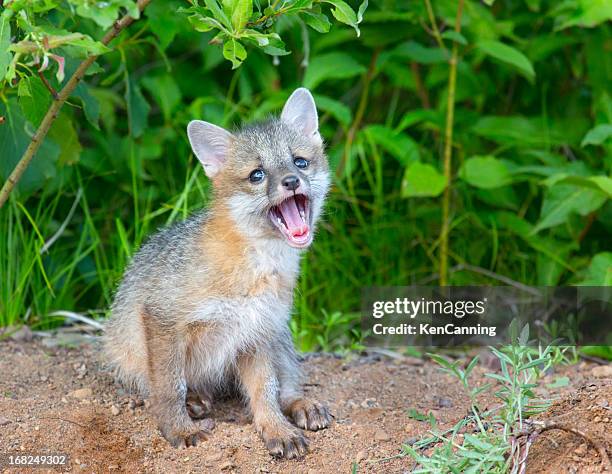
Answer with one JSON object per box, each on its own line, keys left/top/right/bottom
{"left": 286, "top": 399, "right": 332, "bottom": 431}
{"left": 261, "top": 424, "right": 309, "bottom": 459}
{"left": 159, "top": 420, "right": 210, "bottom": 448}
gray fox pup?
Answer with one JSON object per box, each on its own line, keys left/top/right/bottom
{"left": 104, "top": 88, "right": 331, "bottom": 459}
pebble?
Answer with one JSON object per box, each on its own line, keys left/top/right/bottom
{"left": 69, "top": 388, "right": 93, "bottom": 399}
{"left": 594, "top": 416, "right": 602, "bottom": 423}
{"left": 220, "top": 461, "right": 235, "bottom": 470}
{"left": 436, "top": 396, "right": 453, "bottom": 408}
{"left": 374, "top": 429, "right": 391, "bottom": 442}
{"left": 0, "top": 416, "right": 11, "bottom": 426}
{"left": 355, "top": 450, "right": 367, "bottom": 462}
{"left": 574, "top": 444, "right": 587, "bottom": 456}
{"left": 9, "top": 326, "right": 34, "bottom": 342}
{"left": 205, "top": 452, "right": 223, "bottom": 463}
{"left": 360, "top": 398, "right": 377, "bottom": 408}
{"left": 198, "top": 418, "right": 215, "bottom": 431}
{"left": 591, "top": 366, "right": 612, "bottom": 378}
{"left": 111, "top": 405, "right": 120, "bottom": 416}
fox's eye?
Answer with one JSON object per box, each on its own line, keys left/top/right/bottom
{"left": 249, "top": 169, "right": 265, "bottom": 183}
{"left": 294, "top": 157, "right": 309, "bottom": 169}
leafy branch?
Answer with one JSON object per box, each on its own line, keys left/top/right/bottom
{"left": 0, "top": 0, "right": 153, "bottom": 209}
{"left": 439, "top": 0, "right": 464, "bottom": 286}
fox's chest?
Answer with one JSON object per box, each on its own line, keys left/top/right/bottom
{"left": 185, "top": 292, "right": 291, "bottom": 382}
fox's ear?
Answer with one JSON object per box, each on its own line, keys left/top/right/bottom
{"left": 187, "top": 120, "right": 233, "bottom": 178}
{"left": 281, "top": 88, "right": 320, "bottom": 140}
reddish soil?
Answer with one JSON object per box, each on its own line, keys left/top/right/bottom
{"left": 0, "top": 338, "right": 610, "bottom": 473}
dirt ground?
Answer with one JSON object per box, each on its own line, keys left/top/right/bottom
{"left": 0, "top": 336, "right": 610, "bottom": 473}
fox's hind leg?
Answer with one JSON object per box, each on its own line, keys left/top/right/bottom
{"left": 142, "top": 307, "right": 210, "bottom": 448}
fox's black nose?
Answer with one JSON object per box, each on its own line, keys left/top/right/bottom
{"left": 281, "top": 175, "right": 300, "bottom": 191}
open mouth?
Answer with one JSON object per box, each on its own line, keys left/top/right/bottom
{"left": 269, "top": 194, "right": 312, "bottom": 248}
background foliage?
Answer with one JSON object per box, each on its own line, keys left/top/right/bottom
{"left": 0, "top": 0, "right": 611, "bottom": 351}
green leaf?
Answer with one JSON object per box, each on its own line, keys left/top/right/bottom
{"left": 401, "top": 162, "right": 447, "bottom": 198}
{"left": 303, "top": 52, "right": 365, "bottom": 89}
{"left": 48, "top": 113, "right": 82, "bottom": 166}
{"left": 223, "top": 38, "right": 247, "bottom": 69}
{"left": 18, "top": 76, "right": 52, "bottom": 128}
{"left": 459, "top": 156, "right": 513, "bottom": 189}
{"left": 407, "top": 408, "right": 431, "bottom": 422}
{"left": 477, "top": 40, "right": 535, "bottom": 82}
{"left": 581, "top": 123, "right": 612, "bottom": 147}
{"left": 0, "top": 13, "right": 11, "bottom": 81}
{"left": 547, "top": 376, "right": 570, "bottom": 388}
{"left": 73, "top": 83, "right": 101, "bottom": 130}
{"left": 0, "top": 100, "right": 60, "bottom": 196}
{"left": 532, "top": 184, "right": 607, "bottom": 233}
{"left": 363, "top": 125, "right": 419, "bottom": 165}
{"left": 242, "top": 30, "right": 289, "bottom": 56}
{"left": 543, "top": 174, "right": 612, "bottom": 199}
{"left": 147, "top": 0, "right": 185, "bottom": 50}
{"left": 558, "top": 0, "right": 612, "bottom": 29}
{"left": 323, "top": 0, "right": 363, "bottom": 36}
{"left": 142, "top": 74, "right": 182, "bottom": 122}
{"left": 472, "top": 116, "right": 565, "bottom": 147}
{"left": 441, "top": 30, "right": 467, "bottom": 45}
{"left": 301, "top": 11, "right": 331, "bottom": 33}
{"left": 205, "top": 0, "right": 232, "bottom": 30}
{"left": 227, "top": 0, "right": 252, "bottom": 31}
{"left": 577, "top": 252, "right": 612, "bottom": 286}
{"left": 62, "top": 34, "right": 111, "bottom": 56}
{"left": 314, "top": 94, "right": 352, "bottom": 127}
{"left": 392, "top": 41, "right": 448, "bottom": 64}
{"left": 125, "top": 77, "right": 150, "bottom": 138}
{"left": 283, "top": 0, "right": 313, "bottom": 14}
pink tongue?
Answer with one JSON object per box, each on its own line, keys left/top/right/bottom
{"left": 279, "top": 197, "right": 308, "bottom": 236}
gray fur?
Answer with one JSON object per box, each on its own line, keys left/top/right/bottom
{"left": 103, "top": 88, "right": 331, "bottom": 454}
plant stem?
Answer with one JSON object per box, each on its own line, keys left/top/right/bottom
{"left": 336, "top": 49, "right": 379, "bottom": 180}
{"left": 0, "top": 0, "right": 153, "bottom": 209}
{"left": 423, "top": 0, "right": 446, "bottom": 51}
{"left": 439, "top": 0, "right": 464, "bottom": 286}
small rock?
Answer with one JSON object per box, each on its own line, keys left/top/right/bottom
{"left": 591, "top": 366, "right": 612, "bottom": 378}
{"left": 0, "top": 416, "right": 11, "bottom": 426}
{"left": 594, "top": 416, "right": 602, "bottom": 423}
{"left": 40, "top": 375, "right": 48, "bottom": 382}
{"left": 374, "top": 429, "right": 391, "bottom": 442}
{"left": 205, "top": 452, "right": 223, "bottom": 463}
{"left": 69, "top": 388, "right": 93, "bottom": 399}
{"left": 110, "top": 405, "right": 120, "bottom": 416}
{"left": 108, "top": 465, "right": 119, "bottom": 470}
{"left": 220, "top": 461, "right": 235, "bottom": 470}
{"left": 574, "top": 444, "right": 587, "bottom": 456}
{"left": 355, "top": 450, "right": 367, "bottom": 462}
{"left": 435, "top": 396, "right": 453, "bottom": 408}
{"left": 198, "top": 418, "right": 215, "bottom": 431}
{"left": 404, "top": 356, "right": 424, "bottom": 366}
{"left": 360, "top": 398, "right": 377, "bottom": 408}
{"left": 405, "top": 436, "right": 419, "bottom": 445}
{"left": 597, "top": 399, "right": 609, "bottom": 408}
{"left": 10, "top": 326, "right": 33, "bottom": 342}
